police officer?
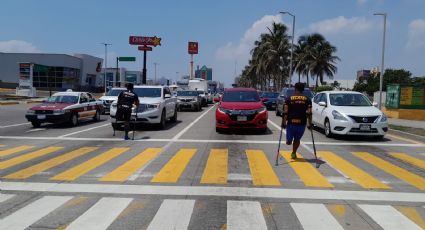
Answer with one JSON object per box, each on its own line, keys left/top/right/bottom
{"left": 281, "top": 83, "right": 312, "bottom": 159}
{"left": 116, "top": 83, "right": 139, "bottom": 140}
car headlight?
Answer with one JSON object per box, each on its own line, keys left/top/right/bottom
{"left": 380, "top": 114, "right": 387, "bottom": 122}
{"left": 218, "top": 107, "right": 230, "bottom": 114}
{"left": 53, "top": 109, "right": 69, "bottom": 114}
{"left": 111, "top": 103, "right": 117, "bottom": 108}
{"left": 27, "top": 109, "right": 35, "bottom": 114}
{"left": 177, "top": 99, "right": 181, "bottom": 102}
{"left": 332, "top": 110, "right": 347, "bottom": 121}
{"left": 256, "top": 107, "right": 267, "bottom": 113}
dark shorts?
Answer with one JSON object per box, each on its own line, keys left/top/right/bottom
{"left": 286, "top": 124, "right": 306, "bottom": 143}
{"left": 116, "top": 107, "right": 131, "bottom": 122}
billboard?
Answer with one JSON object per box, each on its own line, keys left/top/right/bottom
{"left": 188, "top": 42, "right": 198, "bottom": 54}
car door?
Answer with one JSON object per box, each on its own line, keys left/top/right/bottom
{"left": 87, "top": 93, "right": 98, "bottom": 115}
{"left": 317, "top": 93, "right": 329, "bottom": 127}
{"left": 78, "top": 93, "right": 90, "bottom": 118}
{"left": 312, "top": 93, "right": 322, "bottom": 125}
{"left": 163, "top": 87, "right": 175, "bottom": 117}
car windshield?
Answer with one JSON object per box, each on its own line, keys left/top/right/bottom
{"left": 133, "top": 88, "right": 162, "bottom": 97}
{"left": 283, "top": 89, "right": 314, "bottom": 99}
{"left": 178, "top": 91, "right": 198, "bottom": 96}
{"left": 222, "top": 91, "right": 260, "bottom": 102}
{"left": 261, "top": 92, "right": 279, "bottom": 98}
{"left": 46, "top": 95, "right": 78, "bottom": 103}
{"left": 329, "top": 93, "right": 372, "bottom": 106}
{"left": 106, "top": 89, "right": 125, "bottom": 96}
{"left": 197, "top": 91, "right": 205, "bottom": 95}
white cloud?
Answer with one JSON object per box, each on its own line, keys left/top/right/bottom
{"left": 215, "top": 14, "right": 283, "bottom": 61}
{"left": 308, "top": 16, "right": 373, "bottom": 35}
{"left": 407, "top": 19, "right": 425, "bottom": 49}
{"left": 0, "top": 40, "right": 40, "bottom": 53}
{"left": 357, "top": 0, "right": 368, "bottom": 5}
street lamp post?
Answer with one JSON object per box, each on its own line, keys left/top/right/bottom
{"left": 101, "top": 43, "right": 112, "bottom": 93}
{"left": 280, "top": 11, "right": 295, "bottom": 87}
{"left": 374, "top": 13, "right": 387, "bottom": 110}
{"left": 154, "top": 62, "right": 159, "bottom": 85}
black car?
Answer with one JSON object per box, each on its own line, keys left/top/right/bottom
{"left": 275, "top": 88, "right": 314, "bottom": 116}
{"left": 260, "top": 92, "right": 279, "bottom": 110}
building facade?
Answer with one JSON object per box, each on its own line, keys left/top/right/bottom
{"left": 195, "top": 65, "right": 212, "bottom": 81}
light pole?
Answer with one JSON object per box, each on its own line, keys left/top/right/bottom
{"left": 374, "top": 13, "right": 387, "bottom": 110}
{"left": 154, "top": 62, "right": 159, "bottom": 85}
{"left": 176, "top": 72, "right": 179, "bottom": 84}
{"left": 280, "top": 11, "right": 295, "bottom": 87}
{"left": 101, "top": 43, "right": 112, "bottom": 93}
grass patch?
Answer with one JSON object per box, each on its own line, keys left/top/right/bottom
{"left": 389, "top": 124, "right": 425, "bottom": 137}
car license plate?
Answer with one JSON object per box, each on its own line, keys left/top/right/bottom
{"left": 359, "top": 124, "right": 371, "bottom": 131}
{"left": 237, "top": 116, "right": 247, "bottom": 121}
{"left": 37, "top": 115, "right": 46, "bottom": 119}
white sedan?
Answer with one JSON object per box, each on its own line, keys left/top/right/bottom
{"left": 312, "top": 91, "right": 388, "bottom": 139}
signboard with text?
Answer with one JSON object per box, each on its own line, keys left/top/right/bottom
{"left": 387, "top": 84, "right": 425, "bottom": 109}
{"left": 138, "top": 46, "right": 153, "bottom": 51}
{"left": 118, "top": 57, "right": 136, "bottom": 62}
{"left": 129, "top": 36, "right": 161, "bottom": 46}
{"left": 188, "top": 41, "right": 198, "bottom": 54}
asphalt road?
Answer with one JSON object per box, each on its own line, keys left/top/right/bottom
{"left": 0, "top": 103, "right": 424, "bottom": 229}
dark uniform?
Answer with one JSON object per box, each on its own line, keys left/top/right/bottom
{"left": 116, "top": 90, "right": 139, "bottom": 136}
{"left": 284, "top": 94, "right": 312, "bottom": 143}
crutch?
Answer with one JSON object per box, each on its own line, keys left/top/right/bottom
{"left": 310, "top": 126, "right": 319, "bottom": 168}
{"left": 132, "top": 106, "right": 138, "bottom": 140}
{"left": 275, "top": 125, "right": 284, "bottom": 166}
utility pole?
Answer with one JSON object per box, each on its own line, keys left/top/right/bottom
{"left": 101, "top": 43, "right": 112, "bottom": 93}
{"left": 374, "top": 13, "right": 387, "bottom": 110}
{"left": 154, "top": 62, "right": 158, "bottom": 85}
{"left": 280, "top": 11, "right": 295, "bottom": 87}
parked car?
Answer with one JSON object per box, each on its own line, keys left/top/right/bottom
{"left": 206, "top": 92, "right": 214, "bottom": 104}
{"left": 26, "top": 91, "right": 104, "bottom": 127}
{"left": 177, "top": 90, "right": 202, "bottom": 111}
{"left": 260, "top": 91, "right": 279, "bottom": 110}
{"left": 110, "top": 85, "right": 178, "bottom": 129}
{"left": 312, "top": 91, "right": 388, "bottom": 138}
{"left": 276, "top": 87, "right": 314, "bottom": 116}
{"left": 216, "top": 88, "right": 268, "bottom": 133}
{"left": 197, "top": 90, "right": 208, "bottom": 107}
{"left": 99, "top": 87, "right": 126, "bottom": 114}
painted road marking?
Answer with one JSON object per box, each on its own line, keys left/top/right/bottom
{"left": 227, "top": 200, "right": 267, "bottom": 230}
{"left": 390, "top": 152, "right": 425, "bottom": 170}
{"left": 151, "top": 148, "right": 197, "bottom": 183}
{"left": 291, "top": 203, "right": 344, "bottom": 230}
{"left": 0, "top": 122, "right": 30, "bottom": 129}
{"left": 281, "top": 151, "right": 333, "bottom": 188}
{"left": 246, "top": 150, "right": 281, "bottom": 186}
{"left": 200, "top": 149, "right": 228, "bottom": 184}
{"left": 0, "top": 146, "right": 63, "bottom": 170}
{"left": 66, "top": 197, "right": 132, "bottom": 230}
{"left": 147, "top": 199, "right": 195, "bottom": 230}
{"left": 387, "top": 133, "right": 424, "bottom": 145}
{"left": 100, "top": 148, "right": 162, "bottom": 182}
{"left": 1, "top": 182, "right": 425, "bottom": 202}
{"left": 0, "top": 145, "right": 35, "bottom": 157}
{"left": 50, "top": 148, "right": 129, "bottom": 181}
{"left": 358, "top": 205, "right": 422, "bottom": 230}
{"left": 0, "top": 194, "right": 15, "bottom": 203}
{"left": 319, "top": 151, "right": 390, "bottom": 189}
{"left": 172, "top": 105, "right": 216, "bottom": 140}
{"left": 268, "top": 119, "right": 286, "bottom": 134}
{"left": 0, "top": 196, "right": 72, "bottom": 230}
{"left": 3, "top": 147, "right": 97, "bottom": 179}
{"left": 58, "top": 123, "right": 110, "bottom": 138}
{"left": 397, "top": 207, "right": 425, "bottom": 229}
{"left": 353, "top": 152, "right": 425, "bottom": 190}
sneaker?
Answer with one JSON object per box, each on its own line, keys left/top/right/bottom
{"left": 124, "top": 136, "right": 130, "bottom": 140}
{"left": 291, "top": 152, "right": 297, "bottom": 159}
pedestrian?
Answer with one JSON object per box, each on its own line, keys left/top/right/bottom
{"left": 116, "top": 83, "right": 139, "bottom": 140}
{"left": 281, "top": 82, "right": 312, "bottom": 159}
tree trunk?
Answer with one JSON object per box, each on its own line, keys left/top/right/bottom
{"left": 306, "top": 73, "right": 310, "bottom": 88}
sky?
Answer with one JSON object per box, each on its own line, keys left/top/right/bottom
{"left": 0, "top": 0, "right": 424, "bottom": 86}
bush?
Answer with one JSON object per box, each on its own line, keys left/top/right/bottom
{"left": 315, "top": 85, "right": 334, "bottom": 92}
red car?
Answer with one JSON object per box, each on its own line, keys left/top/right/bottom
{"left": 215, "top": 88, "right": 268, "bottom": 133}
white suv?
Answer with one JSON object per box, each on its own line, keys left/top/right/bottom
{"left": 110, "top": 86, "right": 178, "bottom": 129}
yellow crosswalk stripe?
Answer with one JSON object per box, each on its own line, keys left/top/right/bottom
{"left": 0, "top": 147, "right": 63, "bottom": 170}
{"left": 151, "top": 148, "right": 197, "bottom": 183}
{"left": 100, "top": 148, "right": 162, "bottom": 182}
{"left": 281, "top": 151, "right": 333, "bottom": 188}
{"left": 319, "top": 151, "right": 390, "bottom": 189}
{"left": 0, "top": 145, "right": 35, "bottom": 158}
{"left": 353, "top": 152, "right": 425, "bottom": 190}
{"left": 200, "top": 149, "right": 228, "bottom": 184}
{"left": 390, "top": 153, "right": 425, "bottom": 170}
{"left": 246, "top": 150, "right": 281, "bottom": 186}
{"left": 3, "top": 147, "right": 98, "bottom": 179}
{"left": 50, "top": 148, "right": 129, "bottom": 181}
{"left": 396, "top": 207, "right": 425, "bottom": 229}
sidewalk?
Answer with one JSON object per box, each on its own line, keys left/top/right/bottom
{"left": 388, "top": 118, "right": 425, "bottom": 129}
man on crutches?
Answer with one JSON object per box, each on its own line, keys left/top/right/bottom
{"left": 281, "top": 83, "right": 312, "bottom": 159}
{"left": 116, "top": 83, "right": 139, "bottom": 140}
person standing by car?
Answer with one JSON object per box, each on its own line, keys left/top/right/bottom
{"left": 281, "top": 83, "right": 312, "bottom": 159}
{"left": 116, "top": 83, "right": 139, "bottom": 140}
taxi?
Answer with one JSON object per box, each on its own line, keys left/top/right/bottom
{"left": 25, "top": 90, "right": 104, "bottom": 127}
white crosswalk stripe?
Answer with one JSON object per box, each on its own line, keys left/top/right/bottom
{"left": 66, "top": 197, "right": 132, "bottom": 230}
{"left": 358, "top": 204, "right": 422, "bottom": 230}
{"left": 290, "top": 203, "right": 344, "bottom": 230}
{"left": 147, "top": 199, "right": 195, "bottom": 230}
{"left": 0, "top": 194, "right": 15, "bottom": 203}
{"left": 227, "top": 200, "right": 267, "bottom": 230}
{"left": 0, "top": 196, "right": 72, "bottom": 230}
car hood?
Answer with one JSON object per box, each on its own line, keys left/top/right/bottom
{"left": 220, "top": 102, "right": 264, "bottom": 110}
{"left": 30, "top": 103, "right": 74, "bottom": 110}
{"left": 333, "top": 106, "right": 382, "bottom": 116}
{"left": 178, "top": 96, "right": 197, "bottom": 100}
{"left": 99, "top": 96, "right": 118, "bottom": 101}
{"left": 138, "top": 97, "right": 163, "bottom": 104}
{"left": 264, "top": 98, "right": 277, "bottom": 102}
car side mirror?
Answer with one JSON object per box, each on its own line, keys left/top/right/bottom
{"left": 164, "top": 94, "right": 171, "bottom": 98}
{"left": 214, "top": 97, "right": 220, "bottom": 102}
{"left": 372, "top": 102, "right": 378, "bottom": 107}
{"left": 261, "top": 98, "right": 268, "bottom": 102}
{"left": 318, "top": 101, "right": 327, "bottom": 107}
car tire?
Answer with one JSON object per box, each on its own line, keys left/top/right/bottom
{"left": 215, "top": 127, "right": 222, "bottom": 133}
{"left": 93, "top": 110, "right": 101, "bottom": 121}
{"left": 31, "top": 121, "right": 41, "bottom": 128}
{"left": 324, "top": 118, "right": 333, "bottom": 138}
{"left": 171, "top": 107, "right": 178, "bottom": 122}
{"left": 158, "top": 110, "right": 166, "bottom": 129}
{"left": 70, "top": 113, "right": 79, "bottom": 127}
{"left": 260, "top": 128, "right": 267, "bottom": 133}
{"left": 374, "top": 135, "right": 384, "bottom": 140}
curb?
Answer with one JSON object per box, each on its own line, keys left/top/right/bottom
{"left": 0, "top": 101, "right": 19, "bottom": 105}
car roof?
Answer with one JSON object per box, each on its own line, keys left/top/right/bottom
{"left": 225, "top": 88, "right": 257, "bottom": 92}
{"left": 110, "top": 87, "right": 126, "bottom": 90}
{"left": 322, "top": 91, "right": 362, "bottom": 94}
{"left": 52, "top": 92, "right": 84, "bottom": 97}
{"left": 134, "top": 85, "right": 164, "bottom": 89}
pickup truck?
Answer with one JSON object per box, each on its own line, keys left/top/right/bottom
{"left": 110, "top": 85, "right": 178, "bottom": 129}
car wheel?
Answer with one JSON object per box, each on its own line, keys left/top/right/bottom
{"left": 171, "top": 107, "right": 178, "bottom": 122}
{"left": 374, "top": 135, "right": 384, "bottom": 140}
{"left": 324, "top": 119, "right": 333, "bottom": 138}
{"left": 70, "top": 113, "right": 79, "bottom": 127}
{"left": 159, "top": 110, "right": 166, "bottom": 129}
{"left": 93, "top": 110, "right": 101, "bottom": 121}
{"left": 197, "top": 104, "right": 202, "bottom": 111}
{"left": 215, "top": 127, "right": 222, "bottom": 133}
{"left": 31, "top": 121, "right": 41, "bottom": 128}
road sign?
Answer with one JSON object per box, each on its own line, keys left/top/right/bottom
{"left": 118, "top": 57, "right": 136, "bottom": 62}
{"left": 138, "top": 46, "right": 153, "bottom": 51}
{"left": 188, "top": 42, "right": 198, "bottom": 54}
{"left": 129, "top": 36, "right": 161, "bottom": 46}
